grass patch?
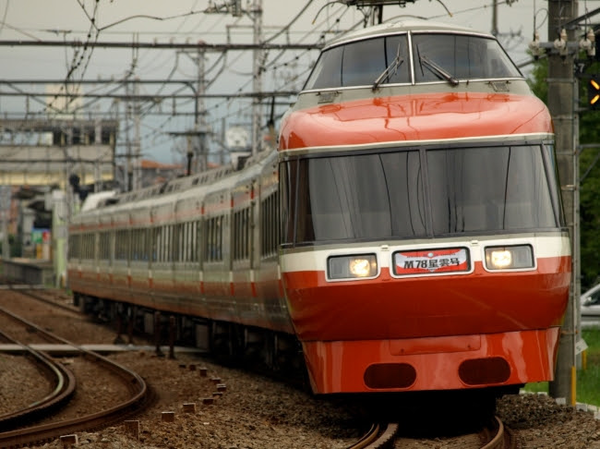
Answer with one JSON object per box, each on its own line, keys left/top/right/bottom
{"left": 523, "top": 327, "right": 600, "bottom": 405}
{"left": 577, "top": 327, "right": 600, "bottom": 405}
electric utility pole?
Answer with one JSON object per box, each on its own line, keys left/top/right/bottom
{"left": 251, "top": 0, "right": 264, "bottom": 156}
{"left": 547, "top": 0, "right": 578, "bottom": 404}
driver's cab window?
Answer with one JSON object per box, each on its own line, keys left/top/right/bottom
{"left": 304, "top": 35, "right": 409, "bottom": 90}
{"left": 412, "top": 33, "right": 521, "bottom": 83}
{"left": 341, "top": 35, "right": 409, "bottom": 86}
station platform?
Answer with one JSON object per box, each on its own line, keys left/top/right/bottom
{"left": 1, "top": 257, "right": 54, "bottom": 286}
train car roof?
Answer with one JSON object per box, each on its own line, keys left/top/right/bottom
{"left": 80, "top": 190, "right": 118, "bottom": 212}
{"left": 323, "top": 18, "right": 491, "bottom": 50}
{"left": 71, "top": 148, "right": 278, "bottom": 222}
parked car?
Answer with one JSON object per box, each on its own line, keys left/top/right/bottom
{"left": 581, "top": 283, "right": 600, "bottom": 328}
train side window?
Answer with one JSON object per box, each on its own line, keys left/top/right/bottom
{"left": 233, "top": 208, "right": 250, "bottom": 260}
{"left": 541, "top": 142, "right": 565, "bottom": 227}
{"left": 115, "top": 229, "right": 129, "bottom": 261}
{"left": 193, "top": 220, "right": 200, "bottom": 263}
{"left": 204, "top": 219, "right": 210, "bottom": 262}
{"left": 173, "top": 223, "right": 180, "bottom": 262}
{"left": 86, "top": 233, "right": 95, "bottom": 259}
{"left": 152, "top": 227, "right": 160, "bottom": 262}
{"left": 157, "top": 226, "right": 164, "bottom": 262}
{"left": 182, "top": 223, "right": 187, "bottom": 262}
{"left": 279, "top": 161, "right": 296, "bottom": 245}
{"left": 99, "top": 231, "right": 110, "bottom": 260}
{"left": 81, "top": 234, "right": 90, "bottom": 259}
{"left": 204, "top": 215, "right": 224, "bottom": 262}
{"left": 143, "top": 228, "right": 149, "bottom": 261}
{"left": 217, "top": 216, "right": 224, "bottom": 261}
{"left": 162, "top": 226, "right": 167, "bottom": 262}
{"left": 166, "top": 225, "right": 172, "bottom": 262}
{"left": 261, "top": 191, "right": 279, "bottom": 257}
{"left": 131, "top": 229, "right": 138, "bottom": 261}
{"left": 136, "top": 228, "right": 148, "bottom": 261}
{"left": 79, "top": 234, "right": 85, "bottom": 259}
{"left": 233, "top": 212, "right": 239, "bottom": 260}
{"left": 183, "top": 222, "right": 189, "bottom": 262}
{"left": 295, "top": 161, "right": 315, "bottom": 243}
{"left": 68, "top": 234, "right": 80, "bottom": 259}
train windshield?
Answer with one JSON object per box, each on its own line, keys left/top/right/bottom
{"left": 412, "top": 33, "right": 521, "bottom": 83}
{"left": 305, "top": 34, "right": 410, "bottom": 89}
{"left": 303, "top": 32, "right": 521, "bottom": 90}
{"left": 281, "top": 144, "right": 562, "bottom": 245}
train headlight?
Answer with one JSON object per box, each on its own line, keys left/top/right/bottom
{"left": 328, "top": 254, "right": 378, "bottom": 280}
{"left": 484, "top": 245, "right": 534, "bottom": 270}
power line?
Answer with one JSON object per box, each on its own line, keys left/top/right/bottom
{"left": 0, "top": 39, "right": 321, "bottom": 50}
{"left": 0, "top": 90, "right": 297, "bottom": 100}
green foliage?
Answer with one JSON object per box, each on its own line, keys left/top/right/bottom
{"left": 526, "top": 56, "right": 548, "bottom": 101}
{"left": 523, "top": 328, "right": 600, "bottom": 405}
{"left": 577, "top": 328, "right": 600, "bottom": 405}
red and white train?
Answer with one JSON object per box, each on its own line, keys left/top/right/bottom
{"left": 68, "top": 19, "right": 571, "bottom": 396}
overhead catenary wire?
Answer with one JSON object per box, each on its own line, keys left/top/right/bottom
{"left": 1, "top": 1, "right": 536, "bottom": 166}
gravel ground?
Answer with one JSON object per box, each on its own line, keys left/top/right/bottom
{"left": 0, "top": 354, "right": 52, "bottom": 415}
{"left": 30, "top": 351, "right": 361, "bottom": 449}
{"left": 1, "top": 289, "right": 600, "bottom": 448}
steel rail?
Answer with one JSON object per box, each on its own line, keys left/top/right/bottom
{"left": 482, "top": 416, "right": 514, "bottom": 449}
{"left": 347, "top": 422, "right": 399, "bottom": 449}
{"left": 0, "top": 330, "right": 77, "bottom": 431}
{"left": 0, "top": 301, "right": 148, "bottom": 448}
{"left": 353, "top": 415, "right": 512, "bottom": 448}
{"left": 347, "top": 423, "right": 381, "bottom": 449}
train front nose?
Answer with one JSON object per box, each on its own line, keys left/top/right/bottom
{"left": 282, "top": 240, "right": 569, "bottom": 394}
{"left": 300, "top": 328, "right": 560, "bottom": 393}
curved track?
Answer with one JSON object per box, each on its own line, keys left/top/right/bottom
{"left": 0, "top": 329, "right": 76, "bottom": 431}
{"left": 349, "top": 416, "right": 514, "bottom": 449}
{"left": 348, "top": 422, "right": 399, "bottom": 449}
{"left": 0, "top": 300, "right": 149, "bottom": 448}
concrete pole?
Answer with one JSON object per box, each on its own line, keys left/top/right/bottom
{"left": 197, "top": 46, "right": 207, "bottom": 172}
{"left": 133, "top": 77, "right": 141, "bottom": 190}
{"left": 547, "top": 0, "right": 578, "bottom": 404}
{"left": 251, "top": 0, "right": 263, "bottom": 156}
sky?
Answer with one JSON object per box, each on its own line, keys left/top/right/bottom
{"left": 0, "top": 0, "right": 590, "bottom": 164}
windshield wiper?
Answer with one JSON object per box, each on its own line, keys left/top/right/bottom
{"left": 417, "top": 49, "right": 459, "bottom": 86}
{"left": 372, "top": 43, "right": 404, "bottom": 91}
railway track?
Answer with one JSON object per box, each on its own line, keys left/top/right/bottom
{"left": 0, "top": 298, "right": 149, "bottom": 448}
{"left": 347, "top": 414, "right": 514, "bottom": 448}
{"left": 0, "top": 283, "right": 80, "bottom": 315}
{"left": 348, "top": 422, "right": 399, "bottom": 448}
{"left": 0, "top": 329, "right": 76, "bottom": 432}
